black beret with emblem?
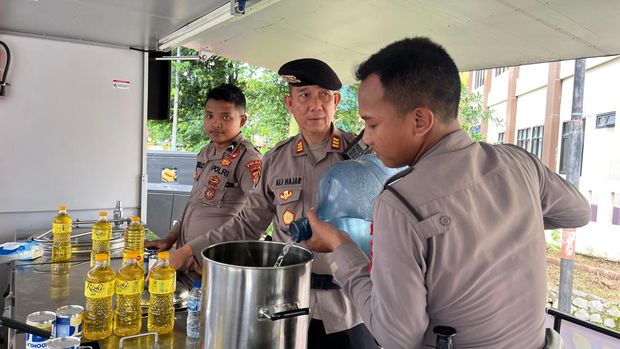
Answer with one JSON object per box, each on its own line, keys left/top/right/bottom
{"left": 277, "top": 58, "right": 342, "bottom": 90}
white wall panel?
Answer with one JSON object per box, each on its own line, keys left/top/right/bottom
{"left": 0, "top": 34, "right": 144, "bottom": 238}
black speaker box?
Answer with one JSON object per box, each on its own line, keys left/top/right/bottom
{"left": 147, "top": 51, "right": 171, "bottom": 120}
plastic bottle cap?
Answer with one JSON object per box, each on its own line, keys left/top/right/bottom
{"left": 124, "top": 251, "right": 138, "bottom": 259}
{"left": 58, "top": 205, "right": 67, "bottom": 211}
{"left": 158, "top": 251, "right": 170, "bottom": 259}
{"left": 192, "top": 280, "right": 202, "bottom": 288}
{"left": 98, "top": 212, "right": 108, "bottom": 217}
{"left": 95, "top": 253, "right": 109, "bottom": 261}
{"left": 131, "top": 216, "right": 140, "bottom": 222}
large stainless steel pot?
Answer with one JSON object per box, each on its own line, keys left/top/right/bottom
{"left": 201, "top": 241, "right": 313, "bottom": 349}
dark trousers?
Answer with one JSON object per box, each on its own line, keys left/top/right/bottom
{"left": 308, "top": 319, "right": 379, "bottom": 349}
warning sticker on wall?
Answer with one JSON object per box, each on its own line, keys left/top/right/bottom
{"left": 112, "top": 79, "right": 130, "bottom": 89}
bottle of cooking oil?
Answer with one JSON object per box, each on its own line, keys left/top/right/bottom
{"left": 114, "top": 251, "right": 144, "bottom": 336}
{"left": 147, "top": 251, "right": 176, "bottom": 334}
{"left": 90, "top": 212, "right": 112, "bottom": 267}
{"left": 52, "top": 205, "right": 72, "bottom": 262}
{"left": 123, "top": 216, "right": 145, "bottom": 267}
{"left": 83, "top": 253, "right": 115, "bottom": 340}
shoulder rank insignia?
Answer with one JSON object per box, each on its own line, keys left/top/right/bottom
{"left": 245, "top": 160, "right": 262, "bottom": 187}
{"left": 279, "top": 190, "right": 293, "bottom": 201}
{"left": 205, "top": 187, "right": 216, "bottom": 200}
{"left": 282, "top": 210, "right": 296, "bottom": 225}
{"left": 331, "top": 135, "right": 341, "bottom": 150}
{"left": 208, "top": 175, "right": 220, "bottom": 187}
{"left": 296, "top": 139, "right": 304, "bottom": 154}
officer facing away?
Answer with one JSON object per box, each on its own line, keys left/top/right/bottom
{"left": 305, "top": 38, "right": 591, "bottom": 348}
{"left": 169, "top": 58, "right": 379, "bottom": 348}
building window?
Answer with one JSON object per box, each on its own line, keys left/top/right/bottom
{"left": 531, "top": 125, "right": 544, "bottom": 158}
{"left": 516, "top": 128, "right": 531, "bottom": 151}
{"left": 595, "top": 111, "right": 615, "bottom": 128}
{"left": 474, "top": 70, "right": 485, "bottom": 89}
{"left": 559, "top": 119, "right": 585, "bottom": 174}
{"left": 495, "top": 67, "right": 509, "bottom": 76}
{"left": 497, "top": 132, "right": 504, "bottom": 144}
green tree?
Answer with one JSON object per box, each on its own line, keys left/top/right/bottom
{"left": 148, "top": 49, "right": 293, "bottom": 152}
{"left": 148, "top": 48, "right": 247, "bottom": 152}
{"left": 241, "top": 69, "right": 290, "bottom": 152}
{"left": 335, "top": 84, "right": 364, "bottom": 134}
{"left": 458, "top": 82, "right": 499, "bottom": 141}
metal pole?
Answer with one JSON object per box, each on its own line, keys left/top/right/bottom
{"left": 558, "top": 58, "right": 586, "bottom": 313}
{"left": 171, "top": 46, "right": 180, "bottom": 151}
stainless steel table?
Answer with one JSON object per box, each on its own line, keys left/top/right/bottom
{"left": 7, "top": 256, "right": 200, "bottom": 349}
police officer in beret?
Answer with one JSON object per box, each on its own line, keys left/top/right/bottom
{"left": 169, "top": 58, "right": 378, "bottom": 348}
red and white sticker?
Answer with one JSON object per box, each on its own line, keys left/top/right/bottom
{"left": 112, "top": 79, "right": 130, "bottom": 89}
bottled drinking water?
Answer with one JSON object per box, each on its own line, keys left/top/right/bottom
{"left": 186, "top": 280, "right": 202, "bottom": 339}
{"left": 289, "top": 155, "right": 405, "bottom": 256}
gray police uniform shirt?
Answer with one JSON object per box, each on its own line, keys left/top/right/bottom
{"left": 188, "top": 125, "right": 364, "bottom": 334}
{"left": 171, "top": 133, "right": 263, "bottom": 256}
{"left": 330, "top": 129, "right": 590, "bottom": 348}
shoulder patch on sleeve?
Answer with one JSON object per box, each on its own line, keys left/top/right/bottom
{"left": 245, "top": 160, "right": 263, "bottom": 187}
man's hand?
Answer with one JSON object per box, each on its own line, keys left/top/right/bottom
{"left": 168, "top": 244, "right": 194, "bottom": 271}
{"left": 145, "top": 232, "right": 177, "bottom": 252}
{"left": 305, "top": 208, "right": 353, "bottom": 253}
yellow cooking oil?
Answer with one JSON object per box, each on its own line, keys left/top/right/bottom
{"left": 52, "top": 205, "right": 72, "bottom": 262}
{"left": 147, "top": 251, "right": 176, "bottom": 334}
{"left": 114, "top": 251, "right": 144, "bottom": 336}
{"left": 90, "top": 212, "right": 112, "bottom": 267}
{"left": 123, "top": 216, "right": 145, "bottom": 267}
{"left": 83, "top": 253, "right": 115, "bottom": 341}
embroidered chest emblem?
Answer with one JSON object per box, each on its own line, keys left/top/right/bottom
{"left": 282, "top": 210, "right": 296, "bottom": 225}
{"left": 221, "top": 159, "right": 232, "bottom": 167}
{"left": 205, "top": 188, "right": 216, "bottom": 200}
{"left": 279, "top": 190, "right": 294, "bottom": 201}
{"left": 208, "top": 175, "right": 220, "bottom": 187}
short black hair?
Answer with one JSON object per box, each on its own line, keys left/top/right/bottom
{"left": 205, "top": 83, "right": 247, "bottom": 113}
{"left": 356, "top": 37, "right": 461, "bottom": 122}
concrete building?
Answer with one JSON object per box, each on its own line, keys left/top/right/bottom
{"left": 466, "top": 57, "right": 620, "bottom": 261}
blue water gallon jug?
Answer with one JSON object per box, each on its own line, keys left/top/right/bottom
{"left": 289, "top": 154, "right": 405, "bottom": 256}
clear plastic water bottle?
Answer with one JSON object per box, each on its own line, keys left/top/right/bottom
{"left": 186, "top": 280, "right": 202, "bottom": 339}
{"left": 289, "top": 155, "right": 405, "bottom": 256}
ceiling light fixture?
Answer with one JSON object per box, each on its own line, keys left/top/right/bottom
{"left": 159, "top": 0, "right": 246, "bottom": 51}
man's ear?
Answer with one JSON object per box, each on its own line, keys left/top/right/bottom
{"left": 284, "top": 95, "right": 293, "bottom": 113}
{"left": 240, "top": 114, "right": 247, "bottom": 127}
{"left": 333, "top": 92, "right": 342, "bottom": 108}
{"left": 411, "top": 106, "right": 434, "bottom": 136}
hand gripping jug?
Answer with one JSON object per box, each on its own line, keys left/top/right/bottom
{"left": 288, "top": 154, "right": 405, "bottom": 256}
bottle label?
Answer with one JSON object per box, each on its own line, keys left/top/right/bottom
{"left": 84, "top": 280, "right": 114, "bottom": 298}
{"left": 92, "top": 227, "right": 111, "bottom": 241}
{"left": 188, "top": 299, "right": 201, "bottom": 311}
{"left": 116, "top": 278, "right": 143, "bottom": 295}
{"left": 149, "top": 277, "right": 176, "bottom": 295}
{"left": 53, "top": 223, "right": 72, "bottom": 235}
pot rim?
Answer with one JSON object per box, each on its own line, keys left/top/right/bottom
{"left": 201, "top": 240, "right": 314, "bottom": 270}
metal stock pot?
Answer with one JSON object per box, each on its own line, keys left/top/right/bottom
{"left": 201, "top": 241, "right": 313, "bottom": 349}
